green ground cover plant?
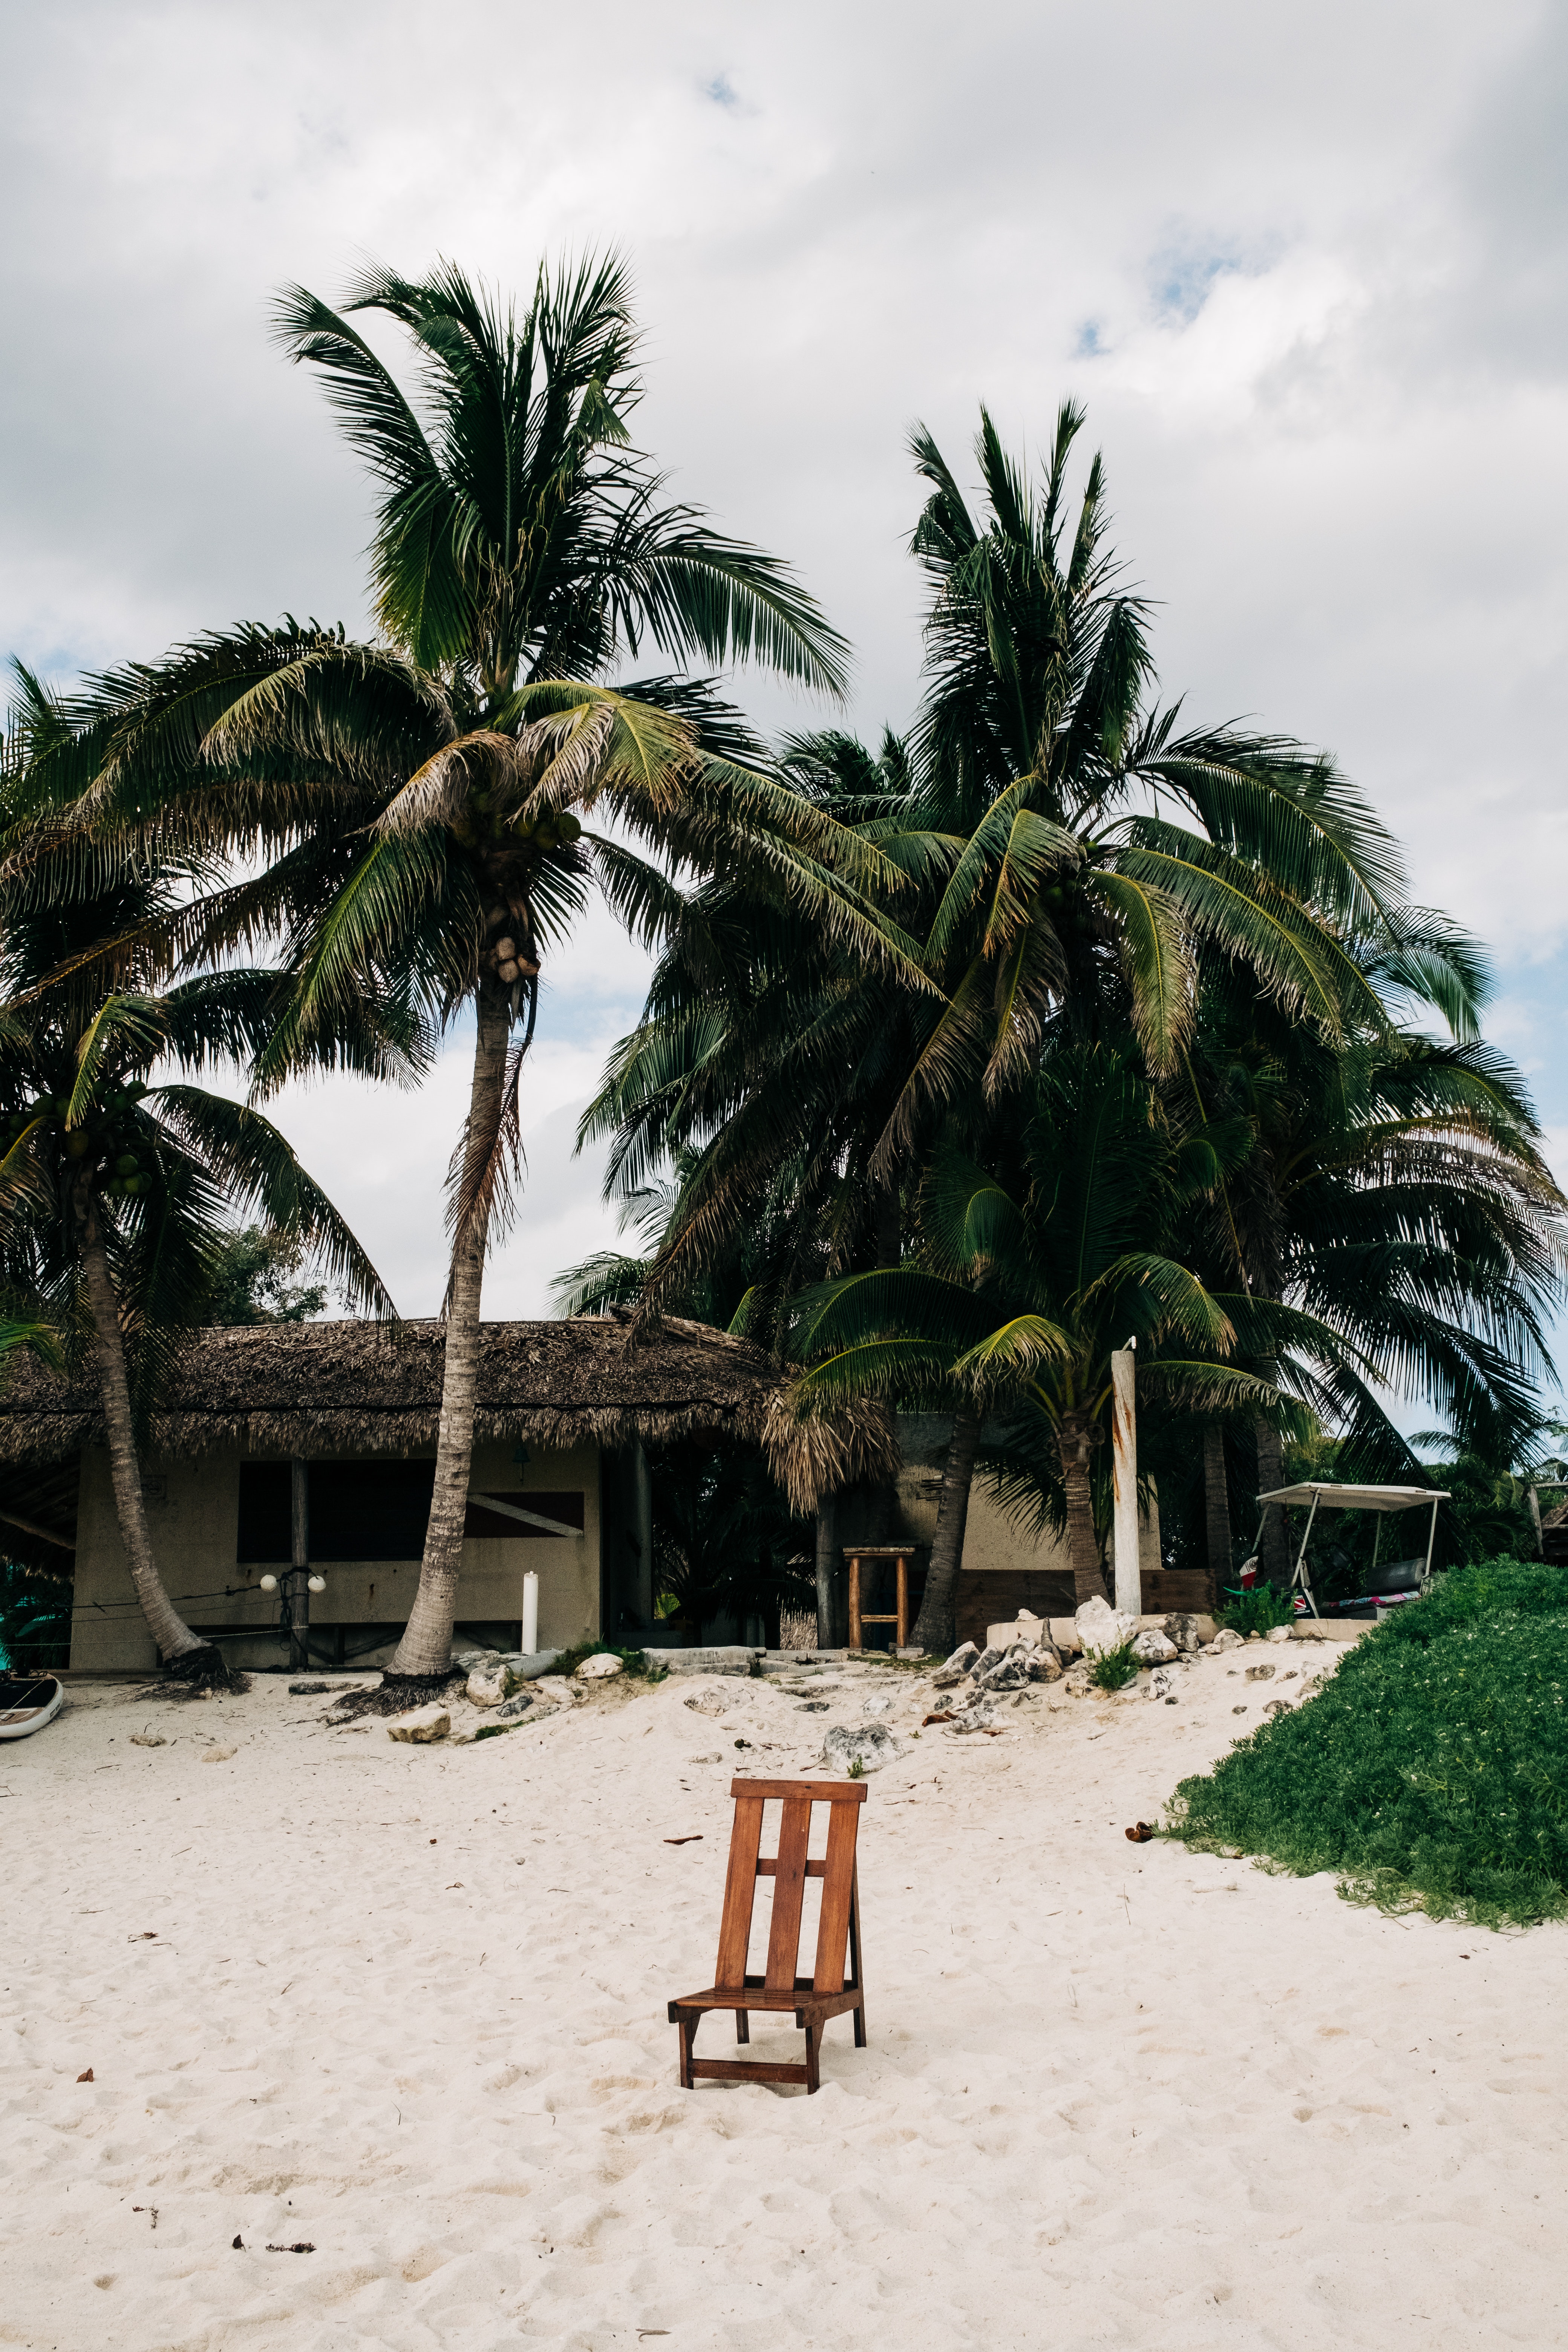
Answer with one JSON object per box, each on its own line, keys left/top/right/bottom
{"left": 1088, "top": 1638, "right": 1141, "bottom": 1692}
{"left": 1168, "top": 1558, "right": 1568, "bottom": 1928}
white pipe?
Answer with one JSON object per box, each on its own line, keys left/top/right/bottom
{"left": 522, "top": 1570, "right": 539, "bottom": 1658}
{"left": 1291, "top": 1491, "right": 1322, "bottom": 1617}
{"left": 1424, "top": 1498, "right": 1439, "bottom": 1582}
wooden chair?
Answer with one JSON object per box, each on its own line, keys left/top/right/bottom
{"left": 668, "top": 1776, "right": 868, "bottom": 2094}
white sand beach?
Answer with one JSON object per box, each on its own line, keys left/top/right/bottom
{"left": 5, "top": 1649, "right": 1566, "bottom": 2352}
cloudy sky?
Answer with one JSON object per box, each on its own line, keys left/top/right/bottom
{"left": 5, "top": 1, "right": 1565, "bottom": 1389}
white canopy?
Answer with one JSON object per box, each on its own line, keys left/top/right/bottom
{"left": 1257, "top": 1482, "right": 1450, "bottom": 1514}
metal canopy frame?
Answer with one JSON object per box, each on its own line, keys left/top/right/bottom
{"left": 1251, "top": 1482, "right": 1452, "bottom": 1619}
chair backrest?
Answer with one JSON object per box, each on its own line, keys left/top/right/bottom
{"left": 715, "top": 1776, "right": 867, "bottom": 1996}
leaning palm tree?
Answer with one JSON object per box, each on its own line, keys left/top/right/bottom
{"left": 790, "top": 1045, "right": 1335, "bottom": 1647}
{"left": 30, "top": 258, "right": 877, "bottom": 1686}
{"left": 0, "top": 791, "right": 393, "bottom": 1684}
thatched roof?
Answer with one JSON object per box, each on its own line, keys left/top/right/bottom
{"left": 0, "top": 1312, "right": 786, "bottom": 1468}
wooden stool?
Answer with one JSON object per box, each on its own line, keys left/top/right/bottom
{"left": 844, "top": 1545, "right": 912, "bottom": 1649}
{"left": 667, "top": 1777, "right": 868, "bottom": 2094}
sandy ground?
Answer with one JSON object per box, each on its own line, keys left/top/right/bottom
{"left": 5, "top": 1643, "right": 1567, "bottom": 2352}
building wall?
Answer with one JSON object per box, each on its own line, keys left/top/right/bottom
{"left": 69, "top": 1437, "right": 603, "bottom": 1671}
{"left": 885, "top": 1413, "right": 1161, "bottom": 1578}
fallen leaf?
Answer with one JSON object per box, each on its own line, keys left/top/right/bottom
{"left": 663, "top": 1836, "right": 703, "bottom": 1845}
{"left": 77, "top": 2067, "right": 94, "bottom": 2082}
{"left": 1125, "top": 1823, "right": 1156, "bottom": 1843}
{"left": 232, "top": 2235, "right": 244, "bottom": 2250}
{"left": 266, "top": 2242, "right": 315, "bottom": 2254}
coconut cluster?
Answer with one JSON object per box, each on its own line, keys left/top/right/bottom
{"left": 452, "top": 790, "right": 584, "bottom": 857}
{"left": 3, "top": 1081, "right": 155, "bottom": 1198}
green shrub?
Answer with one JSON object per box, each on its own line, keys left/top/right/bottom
{"left": 1088, "top": 1638, "right": 1141, "bottom": 1692}
{"left": 1216, "top": 1585, "right": 1296, "bottom": 1636}
{"left": 1167, "top": 1557, "right": 1568, "bottom": 1929}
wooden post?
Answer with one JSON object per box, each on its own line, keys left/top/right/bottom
{"left": 847, "top": 1554, "right": 862, "bottom": 1650}
{"left": 895, "top": 1554, "right": 908, "bottom": 1647}
{"left": 1111, "top": 1349, "right": 1141, "bottom": 1619}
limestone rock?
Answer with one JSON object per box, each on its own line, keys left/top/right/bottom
{"left": 1075, "top": 1596, "right": 1138, "bottom": 1658}
{"left": 1145, "top": 1670, "right": 1174, "bottom": 1702}
{"left": 1207, "top": 1629, "right": 1245, "bottom": 1655}
{"left": 654, "top": 1648, "right": 759, "bottom": 1675}
{"left": 492, "top": 1691, "right": 535, "bottom": 1721}
{"left": 201, "top": 1745, "right": 237, "bottom": 1762}
{"left": 822, "top": 1722, "right": 900, "bottom": 1774}
{"left": 861, "top": 1693, "right": 894, "bottom": 1716}
{"left": 129, "top": 1731, "right": 166, "bottom": 1749}
{"left": 1132, "top": 1628, "right": 1178, "bottom": 1665}
{"left": 941, "top": 1641, "right": 980, "bottom": 1675}
{"left": 387, "top": 1704, "right": 450, "bottom": 1743}
{"left": 576, "top": 1652, "right": 624, "bottom": 1681}
{"left": 683, "top": 1685, "right": 730, "bottom": 1719}
{"left": 1244, "top": 1661, "right": 1276, "bottom": 1682}
{"left": 1262, "top": 1698, "right": 1291, "bottom": 1717}
{"left": 971, "top": 1643, "right": 1008, "bottom": 1679}
{"left": 1027, "top": 1648, "right": 1063, "bottom": 1682}
{"left": 1266, "top": 1623, "right": 1294, "bottom": 1644}
{"left": 1162, "top": 1614, "right": 1205, "bottom": 1654}
{"left": 979, "top": 1645, "right": 1033, "bottom": 1690}
{"left": 467, "top": 1662, "right": 521, "bottom": 1708}
{"left": 948, "top": 1695, "right": 999, "bottom": 1734}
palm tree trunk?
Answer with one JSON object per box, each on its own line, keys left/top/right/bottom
{"left": 910, "top": 1407, "right": 980, "bottom": 1656}
{"left": 1255, "top": 1415, "right": 1291, "bottom": 1587}
{"left": 391, "top": 983, "right": 511, "bottom": 1679}
{"left": 75, "top": 1178, "right": 208, "bottom": 1666}
{"left": 1202, "top": 1423, "right": 1232, "bottom": 1611}
{"left": 1059, "top": 1415, "right": 1109, "bottom": 1605}
{"left": 814, "top": 1489, "right": 839, "bottom": 1648}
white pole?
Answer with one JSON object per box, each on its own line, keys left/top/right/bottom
{"left": 522, "top": 1570, "right": 539, "bottom": 1658}
{"left": 1111, "top": 1347, "right": 1141, "bottom": 1619}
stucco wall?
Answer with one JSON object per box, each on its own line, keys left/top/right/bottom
{"left": 890, "top": 1413, "right": 1161, "bottom": 1577}
{"left": 69, "top": 1438, "right": 602, "bottom": 1671}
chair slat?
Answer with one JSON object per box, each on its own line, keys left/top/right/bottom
{"left": 764, "top": 1798, "right": 813, "bottom": 1990}
{"left": 715, "top": 1794, "right": 764, "bottom": 1990}
{"left": 812, "top": 1798, "right": 861, "bottom": 1992}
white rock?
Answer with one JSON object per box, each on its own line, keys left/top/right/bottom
{"left": 467, "top": 1663, "right": 521, "bottom": 1707}
{"left": 1027, "top": 1648, "right": 1063, "bottom": 1682}
{"left": 1132, "top": 1628, "right": 1178, "bottom": 1665}
{"left": 129, "top": 1731, "right": 167, "bottom": 1749}
{"left": 1206, "top": 1629, "right": 1245, "bottom": 1655}
{"left": 941, "top": 1641, "right": 981, "bottom": 1675}
{"left": 822, "top": 1722, "right": 900, "bottom": 1774}
{"left": 1145, "top": 1670, "right": 1173, "bottom": 1702}
{"left": 1266, "top": 1623, "right": 1293, "bottom": 1643}
{"left": 576, "top": 1652, "right": 624, "bottom": 1680}
{"left": 861, "top": 1693, "right": 894, "bottom": 1716}
{"left": 201, "top": 1744, "right": 237, "bottom": 1762}
{"left": 387, "top": 1704, "right": 450, "bottom": 1743}
{"left": 979, "top": 1645, "right": 1034, "bottom": 1690}
{"left": 1162, "top": 1613, "right": 1205, "bottom": 1653}
{"left": 1075, "top": 1595, "right": 1138, "bottom": 1658}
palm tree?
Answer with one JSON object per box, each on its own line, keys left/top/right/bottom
{"left": 0, "top": 796, "right": 391, "bottom": 1684}
{"left": 789, "top": 1044, "right": 1323, "bottom": 1645}
{"left": 1176, "top": 941, "right": 1568, "bottom": 1586}
{"left": 30, "top": 257, "right": 874, "bottom": 1686}
{"left": 874, "top": 401, "right": 1409, "bottom": 1167}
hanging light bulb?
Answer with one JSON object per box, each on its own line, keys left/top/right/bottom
{"left": 307, "top": 1574, "right": 326, "bottom": 1594}
{"left": 258, "top": 1574, "right": 278, "bottom": 1594}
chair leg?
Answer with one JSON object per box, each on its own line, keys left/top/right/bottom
{"left": 853, "top": 1991, "right": 867, "bottom": 2049}
{"left": 803, "top": 2021, "right": 820, "bottom": 2095}
{"left": 676, "top": 2015, "right": 697, "bottom": 2089}
{"left": 736, "top": 2009, "right": 750, "bottom": 2044}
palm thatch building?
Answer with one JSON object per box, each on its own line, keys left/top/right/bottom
{"left": 0, "top": 1314, "right": 784, "bottom": 1671}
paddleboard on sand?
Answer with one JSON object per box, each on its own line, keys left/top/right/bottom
{"left": 0, "top": 1674, "right": 64, "bottom": 1739}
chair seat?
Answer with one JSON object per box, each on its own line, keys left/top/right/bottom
{"left": 669, "top": 1981, "right": 862, "bottom": 2021}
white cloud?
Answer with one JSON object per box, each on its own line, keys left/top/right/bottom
{"left": 5, "top": 0, "right": 1567, "bottom": 1314}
